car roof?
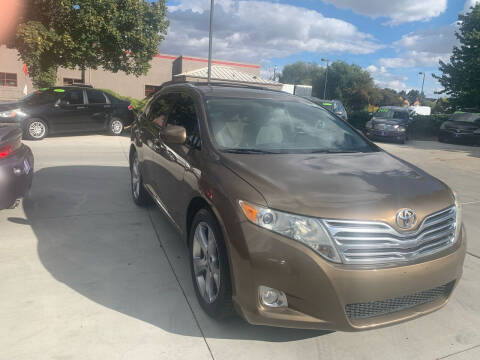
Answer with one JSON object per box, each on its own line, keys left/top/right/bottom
{"left": 162, "top": 82, "right": 305, "bottom": 101}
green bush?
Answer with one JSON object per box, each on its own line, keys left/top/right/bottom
{"left": 347, "top": 110, "right": 371, "bottom": 131}
{"left": 409, "top": 114, "right": 451, "bottom": 139}
{"left": 99, "top": 88, "right": 147, "bottom": 111}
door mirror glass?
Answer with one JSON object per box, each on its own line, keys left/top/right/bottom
{"left": 162, "top": 124, "right": 186, "bottom": 144}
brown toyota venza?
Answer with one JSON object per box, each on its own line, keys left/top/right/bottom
{"left": 129, "top": 82, "right": 466, "bottom": 331}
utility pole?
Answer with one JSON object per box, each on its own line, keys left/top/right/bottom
{"left": 273, "top": 65, "right": 278, "bottom": 81}
{"left": 419, "top": 71, "right": 426, "bottom": 103}
{"left": 207, "top": 0, "right": 214, "bottom": 83}
{"left": 321, "top": 58, "right": 329, "bottom": 99}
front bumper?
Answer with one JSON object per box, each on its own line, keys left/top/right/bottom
{"left": 366, "top": 129, "right": 406, "bottom": 141}
{"left": 439, "top": 130, "right": 480, "bottom": 145}
{"left": 0, "top": 145, "right": 34, "bottom": 209}
{"left": 228, "top": 221, "right": 466, "bottom": 331}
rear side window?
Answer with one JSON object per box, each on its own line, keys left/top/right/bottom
{"left": 86, "top": 89, "right": 107, "bottom": 104}
{"left": 65, "top": 90, "right": 84, "bottom": 105}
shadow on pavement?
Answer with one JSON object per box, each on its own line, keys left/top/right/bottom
{"left": 24, "top": 165, "right": 326, "bottom": 342}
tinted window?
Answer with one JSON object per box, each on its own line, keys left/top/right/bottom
{"left": 65, "top": 90, "right": 84, "bottom": 105}
{"left": 167, "top": 93, "right": 199, "bottom": 138}
{"left": 450, "top": 112, "right": 480, "bottom": 123}
{"left": 206, "top": 98, "right": 374, "bottom": 153}
{"left": 86, "top": 89, "right": 107, "bottom": 104}
{"left": 147, "top": 93, "right": 176, "bottom": 128}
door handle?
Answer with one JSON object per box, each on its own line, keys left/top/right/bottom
{"left": 76, "top": 106, "right": 86, "bottom": 109}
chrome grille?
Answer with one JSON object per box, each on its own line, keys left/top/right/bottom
{"left": 323, "top": 207, "right": 456, "bottom": 265}
{"left": 345, "top": 282, "right": 454, "bottom": 320}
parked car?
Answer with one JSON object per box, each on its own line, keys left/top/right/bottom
{"left": 303, "top": 96, "right": 348, "bottom": 120}
{"left": 0, "top": 86, "right": 134, "bottom": 140}
{"left": 129, "top": 82, "right": 465, "bottom": 331}
{"left": 438, "top": 112, "right": 480, "bottom": 145}
{"left": 365, "top": 106, "right": 412, "bottom": 144}
{"left": 0, "top": 125, "right": 34, "bottom": 209}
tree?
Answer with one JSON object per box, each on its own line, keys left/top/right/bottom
{"left": 279, "top": 62, "right": 322, "bottom": 85}
{"left": 3, "top": 0, "right": 168, "bottom": 88}
{"left": 434, "top": 4, "right": 480, "bottom": 109}
{"left": 312, "top": 61, "right": 377, "bottom": 112}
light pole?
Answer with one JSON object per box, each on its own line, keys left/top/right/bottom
{"left": 321, "top": 58, "right": 329, "bottom": 99}
{"left": 419, "top": 71, "right": 426, "bottom": 102}
{"left": 207, "top": 0, "right": 214, "bottom": 83}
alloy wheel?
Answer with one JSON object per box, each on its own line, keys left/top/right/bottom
{"left": 29, "top": 121, "right": 46, "bottom": 139}
{"left": 192, "top": 222, "right": 221, "bottom": 303}
{"left": 111, "top": 120, "right": 123, "bottom": 135}
{"left": 131, "top": 156, "right": 141, "bottom": 199}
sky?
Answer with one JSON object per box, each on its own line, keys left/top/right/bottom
{"left": 160, "top": 0, "right": 480, "bottom": 98}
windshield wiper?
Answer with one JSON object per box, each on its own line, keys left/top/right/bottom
{"left": 223, "top": 148, "right": 279, "bottom": 154}
{"left": 309, "top": 149, "right": 360, "bottom": 154}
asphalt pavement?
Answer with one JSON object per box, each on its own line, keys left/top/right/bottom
{"left": 1, "top": 135, "right": 479, "bottom": 360}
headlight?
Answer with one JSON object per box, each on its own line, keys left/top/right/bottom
{"left": 0, "top": 108, "right": 26, "bottom": 118}
{"left": 453, "top": 192, "right": 462, "bottom": 243}
{"left": 239, "top": 200, "right": 341, "bottom": 263}
{"left": 397, "top": 126, "right": 406, "bottom": 132}
{"left": 474, "top": 128, "right": 480, "bottom": 134}
{"left": 365, "top": 121, "right": 372, "bottom": 129}
{"left": 440, "top": 123, "right": 447, "bottom": 130}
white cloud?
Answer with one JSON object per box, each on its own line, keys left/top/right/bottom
{"left": 321, "top": 0, "right": 447, "bottom": 25}
{"left": 464, "top": 0, "right": 480, "bottom": 13}
{"left": 160, "top": 0, "right": 382, "bottom": 65}
{"left": 366, "top": 65, "right": 408, "bottom": 91}
{"left": 379, "top": 24, "right": 458, "bottom": 69}
{"left": 374, "top": 79, "right": 408, "bottom": 92}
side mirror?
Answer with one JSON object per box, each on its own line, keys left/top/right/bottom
{"left": 161, "top": 124, "right": 186, "bottom": 144}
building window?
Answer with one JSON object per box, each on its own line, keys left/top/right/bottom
{"left": 145, "top": 85, "right": 161, "bottom": 97}
{"left": 63, "top": 78, "right": 84, "bottom": 86}
{"left": 0, "top": 72, "right": 17, "bottom": 87}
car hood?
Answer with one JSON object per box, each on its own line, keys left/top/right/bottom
{"left": 220, "top": 151, "right": 453, "bottom": 229}
{"left": 0, "top": 101, "right": 21, "bottom": 112}
{"left": 444, "top": 121, "right": 479, "bottom": 131}
{"left": 372, "top": 118, "right": 405, "bottom": 126}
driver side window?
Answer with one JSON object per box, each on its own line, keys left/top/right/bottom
{"left": 147, "top": 93, "right": 176, "bottom": 128}
{"left": 167, "top": 93, "right": 200, "bottom": 146}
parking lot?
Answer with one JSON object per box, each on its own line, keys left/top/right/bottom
{"left": 1, "top": 135, "right": 479, "bottom": 360}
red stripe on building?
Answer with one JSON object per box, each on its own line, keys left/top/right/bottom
{"left": 180, "top": 56, "right": 260, "bottom": 69}
{"left": 154, "top": 54, "right": 178, "bottom": 60}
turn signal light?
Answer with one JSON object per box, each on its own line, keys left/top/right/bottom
{"left": 239, "top": 201, "right": 259, "bottom": 222}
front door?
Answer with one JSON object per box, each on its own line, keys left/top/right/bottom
{"left": 50, "top": 89, "right": 90, "bottom": 133}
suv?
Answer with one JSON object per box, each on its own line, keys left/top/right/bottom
{"left": 365, "top": 106, "right": 412, "bottom": 144}
{"left": 438, "top": 112, "right": 480, "bottom": 145}
{"left": 0, "top": 86, "right": 134, "bottom": 140}
{"left": 129, "top": 83, "right": 465, "bottom": 331}
{"left": 303, "top": 97, "right": 348, "bottom": 121}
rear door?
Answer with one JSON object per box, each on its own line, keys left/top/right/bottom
{"left": 85, "top": 89, "right": 111, "bottom": 131}
{"left": 49, "top": 89, "right": 90, "bottom": 133}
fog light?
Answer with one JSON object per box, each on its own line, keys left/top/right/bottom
{"left": 259, "top": 286, "right": 288, "bottom": 308}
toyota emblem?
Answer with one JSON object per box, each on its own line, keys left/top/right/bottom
{"left": 396, "top": 209, "right": 417, "bottom": 230}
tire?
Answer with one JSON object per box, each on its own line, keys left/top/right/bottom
{"left": 130, "top": 152, "right": 151, "bottom": 206}
{"left": 24, "top": 118, "right": 48, "bottom": 140}
{"left": 189, "top": 208, "right": 233, "bottom": 319}
{"left": 108, "top": 118, "right": 124, "bottom": 136}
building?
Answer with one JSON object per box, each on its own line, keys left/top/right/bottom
{"left": 0, "top": 45, "right": 271, "bottom": 101}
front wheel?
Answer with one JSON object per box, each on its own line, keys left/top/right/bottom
{"left": 130, "top": 152, "right": 151, "bottom": 206}
{"left": 190, "top": 209, "right": 233, "bottom": 319}
{"left": 108, "top": 118, "right": 124, "bottom": 136}
{"left": 24, "top": 118, "right": 48, "bottom": 140}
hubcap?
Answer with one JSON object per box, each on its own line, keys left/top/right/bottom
{"left": 192, "top": 222, "right": 221, "bottom": 303}
{"left": 111, "top": 120, "right": 123, "bottom": 134}
{"left": 29, "top": 121, "right": 46, "bottom": 139}
{"left": 131, "top": 157, "right": 141, "bottom": 199}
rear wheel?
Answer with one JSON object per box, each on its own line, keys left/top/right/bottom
{"left": 190, "top": 209, "right": 233, "bottom": 319}
{"left": 25, "top": 118, "right": 48, "bottom": 140}
{"left": 108, "top": 118, "right": 124, "bottom": 136}
{"left": 130, "top": 152, "right": 151, "bottom": 206}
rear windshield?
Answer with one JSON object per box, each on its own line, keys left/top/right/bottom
{"left": 375, "top": 108, "right": 409, "bottom": 121}
{"left": 450, "top": 112, "right": 480, "bottom": 123}
{"left": 206, "top": 98, "right": 375, "bottom": 154}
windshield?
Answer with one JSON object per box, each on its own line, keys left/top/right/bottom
{"left": 451, "top": 112, "right": 480, "bottom": 123}
{"left": 374, "top": 108, "right": 409, "bottom": 121}
{"left": 20, "top": 89, "right": 62, "bottom": 106}
{"left": 206, "top": 98, "right": 375, "bottom": 154}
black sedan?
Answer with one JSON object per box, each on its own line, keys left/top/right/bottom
{"left": 0, "top": 126, "right": 34, "bottom": 210}
{"left": 0, "top": 86, "right": 134, "bottom": 140}
{"left": 438, "top": 112, "right": 480, "bottom": 145}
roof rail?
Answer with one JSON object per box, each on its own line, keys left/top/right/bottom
{"left": 190, "top": 81, "right": 285, "bottom": 93}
